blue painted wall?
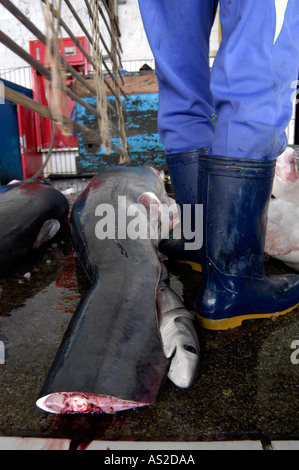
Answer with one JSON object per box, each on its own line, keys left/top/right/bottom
{"left": 0, "top": 79, "right": 27, "bottom": 185}
{"left": 75, "top": 92, "right": 166, "bottom": 174}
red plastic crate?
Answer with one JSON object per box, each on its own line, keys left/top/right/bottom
{"left": 30, "top": 37, "right": 90, "bottom": 72}
{"left": 29, "top": 37, "right": 91, "bottom": 151}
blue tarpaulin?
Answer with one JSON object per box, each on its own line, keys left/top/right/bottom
{"left": 75, "top": 92, "right": 166, "bottom": 173}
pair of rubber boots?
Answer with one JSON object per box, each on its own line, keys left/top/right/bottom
{"left": 160, "top": 150, "right": 299, "bottom": 330}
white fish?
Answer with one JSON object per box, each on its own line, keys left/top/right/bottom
{"left": 265, "top": 147, "right": 299, "bottom": 271}
{"left": 61, "top": 188, "right": 76, "bottom": 196}
{"left": 272, "top": 147, "right": 299, "bottom": 203}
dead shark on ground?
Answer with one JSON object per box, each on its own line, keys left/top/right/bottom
{"left": 36, "top": 166, "right": 200, "bottom": 414}
{"left": 0, "top": 180, "right": 69, "bottom": 276}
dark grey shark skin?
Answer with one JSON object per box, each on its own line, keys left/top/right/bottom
{"left": 36, "top": 167, "right": 170, "bottom": 415}
{"left": 0, "top": 180, "right": 69, "bottom": 276}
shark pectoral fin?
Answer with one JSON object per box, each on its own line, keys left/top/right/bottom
{"left": 34, "top": 219, "right": 61, "bottom": 249}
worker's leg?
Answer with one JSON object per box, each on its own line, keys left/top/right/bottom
{"left": 195, "top": 0, "right": 299, "bottom": 330}
{"left": 195, "top": 154, "right": 299, "bottom": 330}
{"left": 211, "top": 0, "right": 299, "bottom": 160}
{"left": 138, "top": 0, "right": 218, "bottom": 154}
{"left": 138, "top": 0, "right": 218, "bottom": 268}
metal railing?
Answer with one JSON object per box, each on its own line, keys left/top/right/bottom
{"left": 0, "top": 59, "right": 297, "bottom": 179}
{"left": 0, "top": 58, "right": 156, "bottom": 89}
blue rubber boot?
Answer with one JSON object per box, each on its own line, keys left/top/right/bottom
{"left": 159, "top": 148, "right": 207, "bottom": 272}
{"left": 194, "top": 155, "right": 299, "bottom": 330}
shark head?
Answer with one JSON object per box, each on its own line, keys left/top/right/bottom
{"left": 159, "top": 309, "right": 200, "bottom": 389}
{"left": 166, "top": 315, "right": 200, "bottom": 388}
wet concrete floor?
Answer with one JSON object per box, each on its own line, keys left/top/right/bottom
{"left": 0, "top": 177, "right": 298, "bottom": 447}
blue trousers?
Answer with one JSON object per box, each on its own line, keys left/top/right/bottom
{"left": 138, "top": 0, "right": 299, "bottom": 160}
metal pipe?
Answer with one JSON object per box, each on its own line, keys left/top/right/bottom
{"left": 41, "top": 0, "right": 126, "bottom": 101}
{"left": 0, "top": 29, "right": 122, "bottom": 137}
{"left": 63, "top": 0, "right": 127, "bottom": 99}
{"left": 2, "top": 84, "right": 123, "bottom": 155}
{"left": 0, "top": 0, "right": 121, "bottom": 115}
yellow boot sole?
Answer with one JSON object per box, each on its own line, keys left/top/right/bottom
{"left": 177, "top": 260, "right": 202, "bottom": 273}
{"left": 196, "top": 303, "right": 299, "bottom": 331}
